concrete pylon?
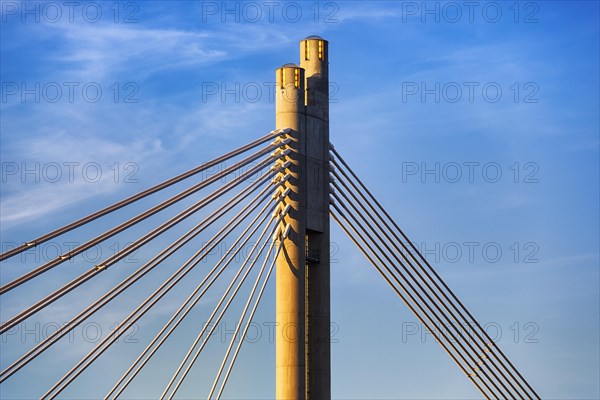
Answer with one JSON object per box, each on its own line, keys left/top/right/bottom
{"left": 275, "top": 36, "right": 330, "bottom": 400}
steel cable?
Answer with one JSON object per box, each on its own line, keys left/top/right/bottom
{"left": 1, "top": 138, "right": 290, "bottom": 294}
{"left": 0, "top": 169, "right": 289, "bottom": 383}
{"left": 0, "top": 129, "right": 289, "bottom": 262}
{"left": 330, "top": 145, "right": 539, "bottom": 399}
{"left": 331, "top": 176, "right": 520, "bottom": 399}
{"left": 41, "top": 169, "right": 282, "bottom": 399}
{"left": 106, "top": 182, "right": 290, "bottom": 399}
{"left": 330, "top": 207, "right": 492, "bottom": 400}
{"left": 0, "top": 154, "right": 289, "bottom": 335}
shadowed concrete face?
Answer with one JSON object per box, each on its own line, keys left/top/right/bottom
{"left": 300, "top": 37, "right": 331, "bottom": 400}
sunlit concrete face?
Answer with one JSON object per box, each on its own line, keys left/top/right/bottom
{"left": 275, "top": 63, "right": 307, "bottom": 400}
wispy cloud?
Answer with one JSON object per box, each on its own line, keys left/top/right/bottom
{"left": 0, "top": 19, "right": 302, "bottom": 227}
{"left": 0, "top": 133, "right": 162, "bottom": 226}
{"left": 45, "top": 23, "right": 226, "bottom": 80}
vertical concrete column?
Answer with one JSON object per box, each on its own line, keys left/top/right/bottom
{"left": 275, "top": 63, "right": 306, "bottom": 400}
{"left": 300, "top": 36, "right": 331, "bottom": 400}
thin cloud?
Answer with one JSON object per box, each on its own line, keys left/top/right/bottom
{"left": 0, "top": 134, "right": 162, "bottom": 226}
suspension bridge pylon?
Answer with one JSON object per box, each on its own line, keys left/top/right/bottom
{"left": 275, "top": 36, "right": 331, "bottom": 400}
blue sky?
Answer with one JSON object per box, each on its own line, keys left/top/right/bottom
{"left": 0, "top": 1, "right": 598, "bottom": 399}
